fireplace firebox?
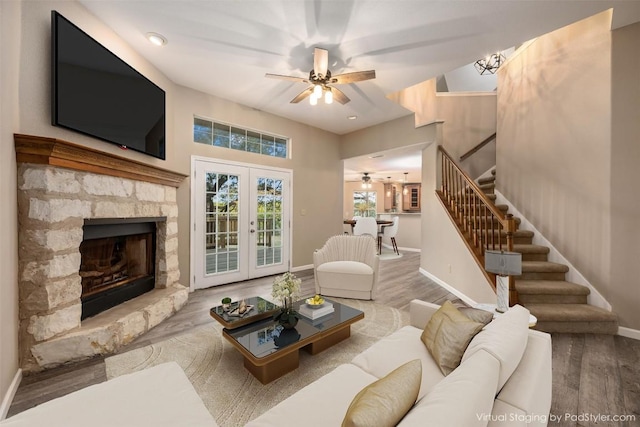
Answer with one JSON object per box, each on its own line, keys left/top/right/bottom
{"left": 80, "top": 218, "right": 157, "bottom": 320}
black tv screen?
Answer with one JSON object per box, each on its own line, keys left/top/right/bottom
{"left": 52, "top": 11, "right": 166, "bottom": 160}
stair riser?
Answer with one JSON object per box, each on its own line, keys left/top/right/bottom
{"left": 533, "top": 321, "right": 618, "bottom": 334}
{"left": 518, "top": 294, "right": 588, "bottom": 304}
{"left": 519, "top": 253, "right": 548, "bottom": 262}
{"left": 517, "top": 271, "right": 566, "bottom": 281}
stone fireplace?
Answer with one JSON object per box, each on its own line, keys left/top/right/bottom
{"left": 15, "top": 134, "right": 188, "bottom": 372}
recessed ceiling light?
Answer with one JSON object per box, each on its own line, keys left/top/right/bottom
{"left": 347, "top": 115, "right": 357, "bottom": 120}
{"left": 146, "top": 32, "right": 167, "bottom": 47}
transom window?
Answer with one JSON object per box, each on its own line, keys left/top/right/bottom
{"left": 353, "top": 191, "right": 377, "bottom": 217}
{"left": 194, "top": 117, "right": 288, "bottom": 159}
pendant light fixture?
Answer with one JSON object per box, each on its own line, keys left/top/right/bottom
{"left": 402, "top": 172, "right": 409, "bottom": 195}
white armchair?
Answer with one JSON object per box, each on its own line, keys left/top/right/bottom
{"left": 313, "top": 235, "right": 380, "bottom": 300}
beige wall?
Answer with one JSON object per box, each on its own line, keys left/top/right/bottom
{"left": 421, "top": 141, "right": 497, "bottom": 303}
{"left": 0, "top": 0, "right": 21, "bottom": 408}
{"left": 498, "top": 10, "right": 640, "bottom": 329}
{"left": 610, "top": 21, "right": 640, "bottom": 330}
{"left": 340, "top": 114, "right": 436, "bottom": 160}
{"left": 437, "top": 93, "right": 497, "bottom": 179}
{"left": 387, "top": 79, "right": 497, "bottom": 180}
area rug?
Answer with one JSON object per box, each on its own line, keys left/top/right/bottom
{"left": 105, "top": 298, "right": 408, "bottom": 427}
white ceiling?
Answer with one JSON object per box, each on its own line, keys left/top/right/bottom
{"left": 80, "top": 0, "right": 640, "bottom": 137}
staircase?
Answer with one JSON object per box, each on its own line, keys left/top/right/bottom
{"left": 478, "top": 170, "right": 618, "bottom": 334}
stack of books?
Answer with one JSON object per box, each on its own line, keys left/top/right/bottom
{"left": 299, "top": 302, "right": 334, "bottom": 320}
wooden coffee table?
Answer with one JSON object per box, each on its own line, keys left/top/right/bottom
{"left": 213, "top": 298, "right": 364, "bottom": 384}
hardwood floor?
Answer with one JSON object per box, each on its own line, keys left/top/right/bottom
{"left": 8, "top": 251, "right": 640, "bottom": 426}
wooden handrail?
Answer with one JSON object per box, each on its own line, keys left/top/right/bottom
{"left": 436, "top": 145, "right": 517, "bottom": 304}
{"left": 459, "top": 132, "right": 496, "bottom": 162}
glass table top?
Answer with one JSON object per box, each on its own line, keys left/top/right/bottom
{"left": 223, "top": 298, "right": 363, "bottom": 359}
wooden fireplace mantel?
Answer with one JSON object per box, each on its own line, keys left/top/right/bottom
{"left": 14, "top": 134, "right": 187, "bottom": 187}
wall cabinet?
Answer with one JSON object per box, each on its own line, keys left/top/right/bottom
{"left": 402, "top": 184, "right": 421, "bottom": 211}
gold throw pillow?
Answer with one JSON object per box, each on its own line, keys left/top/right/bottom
{"left": 459, "top": 307, "right": 494, "bottom": 326}
{"left": 421, "top": 300, "right": 484, "bottom": 375}
{"left": 342, "top": 359, "right": 422, "bottom": 427}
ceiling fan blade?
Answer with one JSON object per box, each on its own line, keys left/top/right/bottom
{"left": 331, "top": 70, "right": 376, "bottom": 84}
{"left": 329, "top": 87, "right": 350, "bottom": 104}
{"left": 290, "top": 87, "right": 313, "bottom": 103}
{"left": 265, "top": 73, "right": 309, "bottom": 83}
{"left": 313, "top": 47, "right": 329, "bottom": 79}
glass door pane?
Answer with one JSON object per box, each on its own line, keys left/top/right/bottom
{"left": 249, "top": 169, "right": 290, "bottom": 278}
{"left": 255, "top": 177, "right": 283, "bottom": 267}
{"left": 204, "top": 173, "right": 240, "bottom": 274}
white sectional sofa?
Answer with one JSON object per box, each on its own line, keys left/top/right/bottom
{"left": 247, "top": 299, "right": 552, "bottom": 427}
{"left": 0, "top": 362, "right": 217, "bottom": 427}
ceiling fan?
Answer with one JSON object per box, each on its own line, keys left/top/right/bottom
{"left": 265, "top": 47, "right": 376, "bottom": 105}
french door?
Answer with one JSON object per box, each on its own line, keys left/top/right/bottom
{"left": 191, "top": 158, "right": 291, "bottom": 289}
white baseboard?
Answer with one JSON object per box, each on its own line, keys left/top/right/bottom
{"left": 419, "top": 267, "right": 477, "bottom": 307}
{"left": 618, "top": 326, "right": 640, "bottom": 341}
{"left": 291, "top": 264, "right": 313, "bottom": 273}
{"left": 0, "top": 369, "right": 22, "bottom": 420}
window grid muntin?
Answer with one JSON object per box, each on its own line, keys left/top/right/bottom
{"left": 194, "top": 117, "right": 289, "bottom": 159}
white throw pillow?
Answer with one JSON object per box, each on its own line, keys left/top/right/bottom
{"left": 461, "top": 304, "right": 530, "bottom": 392}
{"left": 398, "top": 349, "right": 500, "bottom": 427}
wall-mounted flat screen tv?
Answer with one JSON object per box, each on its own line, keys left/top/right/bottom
{"left": 51, "top": 11, "right": 166, "bottom": 160}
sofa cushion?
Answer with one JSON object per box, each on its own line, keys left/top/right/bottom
{"left": 245, "top": 364, "right": 378, "bottom": 427}
{"left": 351, "top": 326, "right": 444, "bottom": 399}
{"left": 398, "top": 349, "right": 500, "bottom": 427}
{"left": 491, "top": 329, "right": 552, "bottom": 425}
{"left": 462, "top": 304, "right": 530, "bottom": 392}
{"left": 420, "top": 300, "right": 485, "bottom": 375}
{"left": 317, "top": 261, "right": 374, "bottom": 292}
{"left": 317, "top": 260, "right": 373, "bottom": 275}
{"left": 342, "top": 359, "right": 421, "bottom": 427}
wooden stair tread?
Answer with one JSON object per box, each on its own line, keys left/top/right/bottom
{"left": 478, "top": 176, "right": 496, "bottom": 185}
{"left": 516, "top": 280, "right": 590, "bottom": 295}
{"left": 521, "top": 261, "right": 569, "bottom": 273}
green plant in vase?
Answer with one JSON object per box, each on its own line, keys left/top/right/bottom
{"left": 271, "top": 272, "right": 301, "bottom": 329}
{"left": 221, "top": 297, "right": 232, "bottom": 312}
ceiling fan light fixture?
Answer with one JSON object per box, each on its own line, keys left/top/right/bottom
{"left": 362, "top": 172, "right": 372, "bottom": 189}
{"left": 324, "top": 88, "right": 333, "bottom": 104}
{"left": 313, "top": 84, "right": 323, "bottom": 98}
{"left": 309, "top": 94, "right": 318, "bottom": 106}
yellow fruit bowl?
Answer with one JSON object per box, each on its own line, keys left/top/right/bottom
{"left": 305, "top": 296, "right": 325, "bottom": 309}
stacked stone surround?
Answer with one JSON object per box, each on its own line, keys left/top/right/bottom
{"left": 17, "top": 163, "right": 188, "bottom": 372}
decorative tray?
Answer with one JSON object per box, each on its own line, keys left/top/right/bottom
{"left": 227, "top": 305, "right": 254, "bottom": 318}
